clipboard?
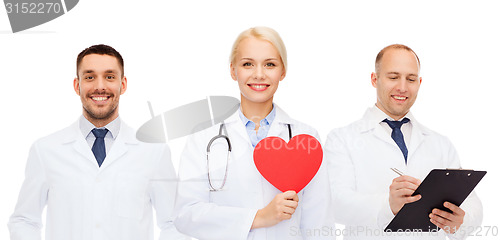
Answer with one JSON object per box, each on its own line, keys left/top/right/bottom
{"left": 385, "top": 169, "right": 486, "bottom": 232}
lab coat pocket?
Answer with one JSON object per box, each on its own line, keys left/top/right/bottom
{"left": 207, "top": 165, "right": 241, "bottom": 206}
{"left": 209, "top": 188, "right": 237, "bottom": 206}
{"left": 114, "top": 175, "right": 149, "bottom": 220}
{"left": 207, "top": 169, "right": 232, "bottom": 204}
{"left": 208, "top": 173, "right": 254, "bottom": 207}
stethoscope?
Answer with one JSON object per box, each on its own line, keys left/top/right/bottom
{"left": 206, "top": 123, "right": 292, "bottom": 191}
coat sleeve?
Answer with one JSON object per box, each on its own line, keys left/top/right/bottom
{"left": 324, "top": 129, "right": 389, "bottom": 227}
{"left": 8, "top": 143, "right": 48, "bottom": 240}
{"left": 174, "top": 133, "right": 257, "bottom": 240}
{"left": 150, "top": 144, "right": 191, "bottom": 240}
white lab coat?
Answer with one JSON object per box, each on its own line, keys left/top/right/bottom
{"left": 174, "top": 105, "right": 335, "bottom": 240}
{"left": 8, "top": 119, "right": 188, "bottom": 240}
{"left": 324, "top": 107, "right": 483, "bottom": 240}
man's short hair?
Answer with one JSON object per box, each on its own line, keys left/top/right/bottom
{"left": 375, "top": 44, "right": 420, "bottom": 74}
{"left": 76, "top": 44, "right": 124, "bottom": 77}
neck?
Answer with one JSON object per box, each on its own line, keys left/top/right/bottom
{"left": 375, "top": 103, "right": 407, "bottom": 121}
{"left": 240, "top": 96, "right": 273, "bottom": 129}
{"left": 83, "top": 112, "right": 118, "bottom": 128}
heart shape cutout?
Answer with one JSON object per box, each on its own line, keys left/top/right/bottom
{"left": 253, "top": 134, "right": 323, "bottom": 193}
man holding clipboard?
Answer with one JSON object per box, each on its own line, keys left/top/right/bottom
{"left": 324, "top": 44, "right": 483, "bottom": 239}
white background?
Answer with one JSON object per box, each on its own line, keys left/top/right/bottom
{"left": 0, "top": 0, "right": 499, "bottom": 239}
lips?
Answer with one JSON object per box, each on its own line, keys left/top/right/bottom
{"left": 92, "top": 96, "right": 109, "bottom": 101}
{"left": 248, "top": 84, "right": 270, "bottom": 91}
{"left": 90, "top": 95, "right": 111, "bottom": 104}
{"left": 392, "top": 95, "right": 407, "bottom": 101}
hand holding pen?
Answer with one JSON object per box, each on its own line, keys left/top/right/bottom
{"left": 388, "top": 168, "right": 422, "bottom": 215}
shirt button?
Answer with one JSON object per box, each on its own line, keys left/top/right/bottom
{"left": 95, "top": 178, "right": 102, "bottom": 183}
{"left": 95, "top": 224, "right": 101, "bottom": 228}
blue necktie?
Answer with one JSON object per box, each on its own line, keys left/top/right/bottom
{"left": 383, "top": 118, "right": 410, "bottom": 163}
{"left": 91, "top": 128, "right": 108, "bottom": 167}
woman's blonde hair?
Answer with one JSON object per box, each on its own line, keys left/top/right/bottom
{"left": 230, "top": 26, "right": 287, "bottom": 73}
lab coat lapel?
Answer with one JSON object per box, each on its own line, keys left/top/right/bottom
{"left": 407, "top": 119, "right": 428, "bottom": 161}
{"left": 373, "top": 124, "right": 396, "bottom": 146}
{"left": 63, "top": 121, "right": 99, "bottom": 167}
{"left": 224, "top": 106, "right": 252, "bottom": 148}
{"left": 359, "top": 109, "right": 395, "bottom": 146}
{"left": 99, "top": 122, "right": 139, "bottom": 170}
{"left": 267, "top": 105, "right": 292, "bottom": 139}
{"left": 224, "top": 106, "right": 260, "bottom": 195}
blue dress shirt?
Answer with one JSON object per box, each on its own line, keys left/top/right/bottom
{"left": 238, "top": 105, "right": 276, "bottom": 147}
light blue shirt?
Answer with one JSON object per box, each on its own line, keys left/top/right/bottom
{"left": 238, "top": 105, "right": 276, "bottom": 147}
{"left": 79, "top": 115, "right": 120, "bottom": 154}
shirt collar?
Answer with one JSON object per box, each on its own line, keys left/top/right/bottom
{"left": 238, "top": 104, "right": 277, "bottom": 128}
{"left": 370, "top": 104, "right": 414, "bottom": 123}
{"left": 79, "top": 115, "right": 121, "bottom": 140}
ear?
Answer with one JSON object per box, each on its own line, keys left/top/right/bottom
{"left": 371, "top": 72, "right": 378, "bottom": 88}
{"left": 279, "top": 69, "right": 286, "bottom": 81}
{"left": 73, "top": 77, "right": 80, "bottom": 95}
{"left": 120, "top": 76, "right": 128, "bottom": 95}
{"left": 230, "top": 63, "right": 237, "bottom": 81}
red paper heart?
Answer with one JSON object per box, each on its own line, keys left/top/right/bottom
{"left": 253, "top": 134, "right": 323, "bottom": 193}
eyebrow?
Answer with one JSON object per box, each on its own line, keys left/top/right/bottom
{"left": 386, "top": 72, "right": 418, "bottom": 77}
{"left": 82, "top": 69, "right": 118, "bottom": 74}
{"left": 239, "top": 58, "right": 279, "bottom": 61}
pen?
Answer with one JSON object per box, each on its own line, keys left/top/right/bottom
{"left": 390, "top": 168, "right": 404, "bottom": 176}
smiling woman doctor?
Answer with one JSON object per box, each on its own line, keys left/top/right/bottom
{"left": 174, "top": 27, "right": 335, "bottom": 240}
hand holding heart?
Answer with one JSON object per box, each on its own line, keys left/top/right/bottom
{"left": 251, "top": 134, "right": 323, "bottom": 229}
{"left": 251, "top": 190, "right": 299, "bottom": 229}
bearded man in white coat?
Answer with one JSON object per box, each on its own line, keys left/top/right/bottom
{"left": 325, "top": 44, "right": 482, "bottom": 240}
{"left": 8, "top": 44, "right": 187, "bottom": 240}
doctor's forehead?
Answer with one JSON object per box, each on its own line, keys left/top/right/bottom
{"left": 77, "top": 54, "right": 122, "bottom": 74}
{"left": 377, "top": 49, "right": 420, "bottom": 74}
{"left": 375, "top": 45, "right": 420, "bottom": 73}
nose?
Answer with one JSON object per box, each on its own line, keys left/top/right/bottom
{"left": 253, "top": 65, "right": 265, "bottom": 80}
{"left": 94, "top": 76, "right": 107, "bottom": 91}
{"left": 396, "top": 79, "right": 408, "bottom": 93}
